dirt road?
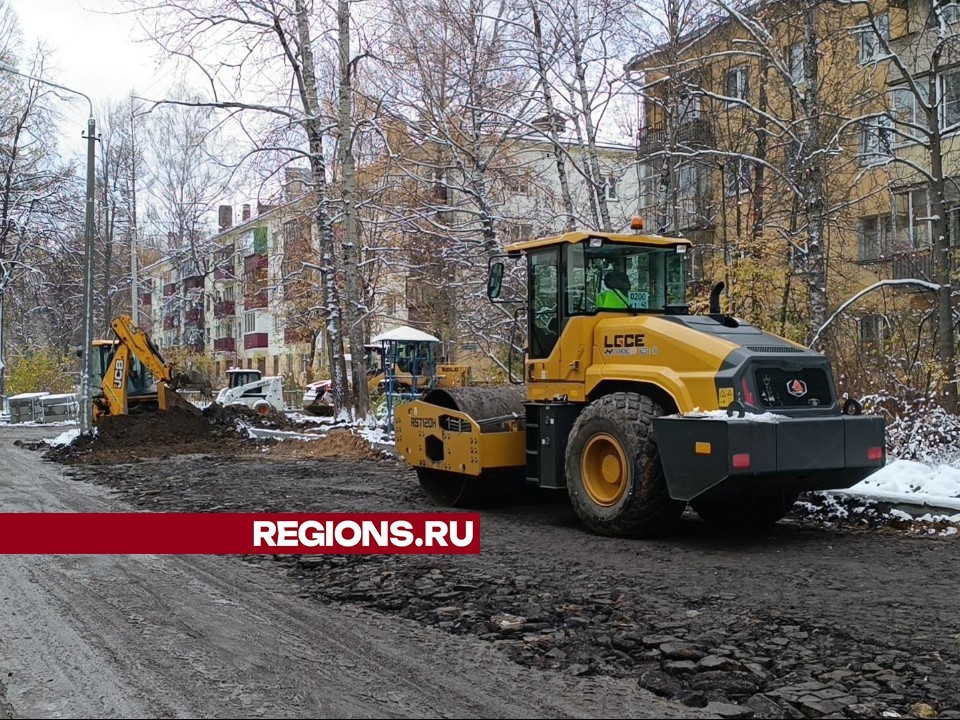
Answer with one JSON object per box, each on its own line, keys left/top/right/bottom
{"left": 0, "top": 426, "right": 700, "bottom": 719}
{"left": 49, "top": 432, "right": 960, "bottom": 719}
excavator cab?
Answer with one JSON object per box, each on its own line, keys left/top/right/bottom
{"left": 91, "top": 340, "right": 156, "bottom": 404}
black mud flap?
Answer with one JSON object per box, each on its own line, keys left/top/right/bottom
{"left": 652, "top": 415, "right": 885, "bottom": 502}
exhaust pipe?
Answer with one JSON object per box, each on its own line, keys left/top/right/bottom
{"left": 709, "top": 281, "right": 725, "bottom": 314}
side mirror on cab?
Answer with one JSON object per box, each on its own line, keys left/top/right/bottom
{"left": 487, "top": 262, "right": 504, "bottom": 301}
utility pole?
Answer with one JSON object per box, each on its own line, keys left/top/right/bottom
{"left": 129, "top": 96, "right": 139, "bottom": 325}
{"left": 81, "top": 116, "right": 96, "bottom": 433}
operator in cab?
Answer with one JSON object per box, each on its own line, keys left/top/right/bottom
{"left": 596, "top": 270, "right": 631, "bottom": 309}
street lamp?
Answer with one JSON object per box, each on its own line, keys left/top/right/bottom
{"left": 0, "top": 61, "right": 96, "bottom": 434}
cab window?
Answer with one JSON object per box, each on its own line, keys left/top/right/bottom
{"left": 529, "top": 248, "right": 559, "bottom": 359}
{"left": 565, "top": 239, "right": 686, "bottom": 315}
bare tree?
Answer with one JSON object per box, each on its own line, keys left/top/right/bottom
{"left": 143, "top": 88, "right": 229, "bottom": 351}
{"left": 0, "top": 2, "right": 78, "bottom": 394}
{"left": 830, "top": 0, "right": 960, "bottom": 409}
{"left": 124, "top": 0, "right": 365, "bottom": 415}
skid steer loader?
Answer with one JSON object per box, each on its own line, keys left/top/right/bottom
{"left": 393, "top": 229, "right": 885, "bottom": 537}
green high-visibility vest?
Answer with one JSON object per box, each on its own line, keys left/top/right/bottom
{"left": 596, "top": 289, "right": 629, "bottom": 309}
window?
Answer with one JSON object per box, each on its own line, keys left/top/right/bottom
{"left": 725, "top": 66, "right": 749, "bottom": 102}
{"left": 942, "top": 69, "right": 960, "bottom": 128}
{"left": 858, "top": 216, "right": 896, "bottom": 261}
{"left": 935, "top": 1, "right": 960, "bottom": 25}
{"left": 725, "top": 158, "right": 752, "bottom": 197}
{"left": 565, "top": 239, "right": 686, "bottom": 317}
{"left": 858, "top": 14, "right": 889, "bottom": 64}
{"left": 506, "top": 174, "right": 529, "bottom": 196}
{"left": 505, "top": 223, "right": 534, "bottom": 243}
{"left": 677, "top": 92, "right": 701, "bottom": 123}
{"left": 859, "top": 314, "right": 889, "bottom": 347}
{"left": 604, "top": 174, "right": 619, "bottom": 200}
{"left": 788, "top": 44, "right": 805, "bottom": 86}
{"left": 894, "top": 189, "right": 933, "bottom": 247}
{"left": 890, "top": 87, "right": 922, "bottom": 145}
{"left": 244, "top": 310, "right": 257, "bottom": 335}
{"left": 638, "top": 162, "right": 658, "bottom": 212}
{"left": 859, "top": 117, "right": 892, "bottom": 162}
{"left": 528, "top": 249, "right": 559, "bottom": 359}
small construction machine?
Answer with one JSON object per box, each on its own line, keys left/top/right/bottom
{"left": 394, "top": 230, "right": 886, "bottom": 537}
{"left": 92, "top": 315, "right": 201, "bottom": 422}
{"left": 215, "top": 368, "right": 285, "bottom": 415}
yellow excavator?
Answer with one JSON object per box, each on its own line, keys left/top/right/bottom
{"left": 394, "top": 229, "right": 886, "bottom": 537}
{"left": 91, "top": 315, "right": 200, "bottom": 423}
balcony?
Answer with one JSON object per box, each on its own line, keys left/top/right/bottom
{"left": 245, "top": 289, "right": 268, "bottom": 309}
{"left": 892, "top": 247, "right": 960, "bottom": 282}
{"left": 637, "top": 118, "right": 714, "bottom": 155}
{"left": 244, "top": 253, "right": 268, "bottom": 273}
{"left": 139, "top": 292, "right": 152, "bottom": 307}
{"left": 244, "top": 332, "right": 268, "bottom": 350}
{"left": 185, "top": 308, "right": 202, "bottom": 325}
{"left": 214, "top": 300, "right": 236, "bottom": 318}
{"left": 163, "top": 315, "right": 178, "bottom": 330}
{"left": 183, "top": 275, "right": 204, "bottom": 291}
{"left": 163, "top": 282, "right": 177, "bottom": 297}
{"left": 215, "top": 264, "right": 237, "bottom": 281}
{"left": 214, "top": 337, "right": 236, "bottom": 353}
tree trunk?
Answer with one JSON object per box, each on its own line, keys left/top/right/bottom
{"left": 338, "top": 0, "right": 370, "bottom": 417}
{"left": 802, "top": 1, "right": 827, "bottom": 339}
{"left": 928, "top": 100, "right": 957, "bottom": 409}
{"left": 294, "top": 0, "right": 349, "bottom": 417}
{"left": 530, "top": 0, "right": 575, "bottom": 230}
{"left": 571, "top": 12, "right": 610, "bottom": 232}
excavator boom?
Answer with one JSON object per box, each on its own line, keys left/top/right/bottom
{"left": 94, "top": 315, "right": 198, "bottom": 422}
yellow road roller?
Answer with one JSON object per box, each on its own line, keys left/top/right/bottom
{"left": 394, "top": 230, "right": 885, "bottom": 537}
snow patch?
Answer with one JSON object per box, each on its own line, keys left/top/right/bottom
{"left": 838, "top": 459, "right": 960, "bottom": 512}
{"left": 671, "top": 409, "right": 792, "bottom": 423}
{"left": 46, "top": 428, "right": 80, "bottom": 447}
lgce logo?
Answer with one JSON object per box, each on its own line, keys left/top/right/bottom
{"left": 787, "top": 378, "right": 807, "bottom": 397}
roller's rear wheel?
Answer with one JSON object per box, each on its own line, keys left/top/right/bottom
{"left": 565, "top": 392, "right": 683, "bottom": 537}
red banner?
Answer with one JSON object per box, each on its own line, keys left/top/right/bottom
{"left": 0, "top": 513, "right": 481, "bottom": 554}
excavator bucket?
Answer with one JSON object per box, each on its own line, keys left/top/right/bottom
{"left": 159, "top": 384, "right": 203, "bottom": 416}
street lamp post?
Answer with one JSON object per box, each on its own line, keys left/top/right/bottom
{"left": 0, "top": 62, "right": 96, "bottom": 434}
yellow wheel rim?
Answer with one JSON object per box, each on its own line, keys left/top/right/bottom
{"left": 581, "top": 433, "right": 629, "bottom": 507}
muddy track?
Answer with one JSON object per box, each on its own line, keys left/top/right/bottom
{"left": 55, "top": 446, "right": 960, "bottom": 719}
{"left": 0, "top": 427, "right": 700, "bottom": 719}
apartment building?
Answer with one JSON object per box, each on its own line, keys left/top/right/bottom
{"left": 628, "top": 0, "right": 960, "bottom": 355}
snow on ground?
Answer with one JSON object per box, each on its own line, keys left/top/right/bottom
{"left": 46, "top": 429, "right": 80, "bottom": 447}
{"left": 835, "top": 459, "right": 960, "bottom": 519}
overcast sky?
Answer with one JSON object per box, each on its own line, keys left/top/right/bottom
{"left": 8, "top": 0, "right": 174, "bottom": 144}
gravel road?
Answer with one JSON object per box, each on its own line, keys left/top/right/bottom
{"left": 0, "top": 425, "right": 700, "bottom": 719}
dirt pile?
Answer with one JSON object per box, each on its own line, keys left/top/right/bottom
{"left": 204, "top": 402, "right": 303, "bottom": 431}
{"left": 267, "top": 430, "right": 381, "bottom": 460}
{"left": 45, "top": 407, "right": 245, "bottom": 464}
